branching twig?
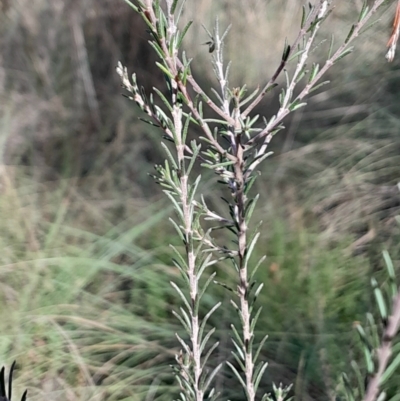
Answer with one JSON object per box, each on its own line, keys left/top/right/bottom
{"left": 363, "top": 291, "right": 400, "bottom": 401}
{"left": 117, "top": 3, "right": 395, "bottom": 401}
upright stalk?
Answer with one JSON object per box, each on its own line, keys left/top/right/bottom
{"left": 117, "top": 2, "right": 396, "bottom": 401}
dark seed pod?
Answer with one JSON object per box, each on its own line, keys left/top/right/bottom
{"left": 0, "top": 362, "right": 27, "bottom": 401}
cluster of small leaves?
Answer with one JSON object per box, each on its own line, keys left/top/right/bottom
{"left": 116, "top": 1, "right": 393, "bottom": 401}
{"left": 340, "top": 251, "right": 400, "bottom": 401}
{"left": 118, "top": 1, "right": 226, "bottom": 401}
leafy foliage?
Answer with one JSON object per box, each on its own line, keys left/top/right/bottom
{"left": 117, "top": 2, "right": 400, "bottom": 401}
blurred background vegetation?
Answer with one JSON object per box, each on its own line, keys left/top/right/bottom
{"left": 1, "top": 0, "right": 400, "bottom": 400}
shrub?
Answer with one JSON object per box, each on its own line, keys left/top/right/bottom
{"left": 117, "top": 1, "right": 400, "bottom": 401}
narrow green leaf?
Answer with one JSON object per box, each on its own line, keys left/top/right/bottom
{"left": 226, "top": 362, "right": 248, "bottom": 394}
{"left": 380, "top": 353, "right": 400, "bottom": 385}
{"left": 121, "top": 0, "right": 139, "bottom": 12}
{"left": 230, "top": 299, "right": 240, "bottom": 312}
{"left": 351, "top": 360, "right": 365, "bottom": 398}
{"left": 170, "top": 244, "right": 188, "bottom": 269}
{"left": 252, "top": 283, "right": 264, "bottom": 304}
{"left": 198, "top": 272, "right": 216, "bottom": 304}
{"left": 200, "top": 327, "right": 216, "bottom": 354}
{"left": 282, "top": 40, "right": 291, "bottom": 61}
{"left": 203, "top": 363, "right": 223, "bottom": 392}
{"left": 377, "top": 392, "right": 387, "bottom": 401}
{"left": 203, "top": 118, "right": 231, "bottom": 124}
{"left": 364, "top": 346, "right": 375, "bottom": 374}
{"left": 208, "top": 389, "right": 220, "bottom": 401}
{"left": 138, "top": 117, "right": 160, "bottom": 127}
{"left": 186, "top": 140, "right": 200, "bottom": 176}
{"left": 199, "top": 302, "right": 221, "bottom": 345}
{"left": 244, "top": 194, "right": 259, "bottom": 224}
{"left": 250, "top": 306, "right": 263, "bottom": 332}
{"left": 201, "top": 340, "right": 220, "bottom": 371}
{"left": 179, "top": 306, "right": 192, "bottom": 331}
{"left": 220, "top": 23, "right": 231, "bottom": 44}
{"left": 244, "top": 232, "right": 260, "bottom": 268}
{"left": 153, "top": 87, "right": 173, "bottom": 111}
{"left": 175, "top": 333, "right": 192, "bottom": 357}
{"left": 201, "top": 160, "right": 235, "bottom": 169}
{"left": 387, "top": 393, "right": 400, "bottom": 401}
{"left": 155, "top": 104, "right": 173, "bottom": 129}
{"left": 355, "top": 323, "right": 373, "bottom": 351}
{"left": 358, "top": 1, "right": 369, "bottom": 22}
{"left": 169, "top": 217, "right": 185, "bottom": 242}
{"left": 300, "top": 5, "right": 306, "bottom": 28}
{"left": 383, "top": 250, "right": 395, "bottom": 279}
{"left": 345, "top": 24, "right": 355, "bottom": 44}
{"left": 171, "top": 260, "right": 190, "bottom": 285}
{"left": 197, "top": 251, "right": 215, "bottom": 278}
{"left": 309, "top": 63, "right": 320, "bottom": 83}
{"left": 175, "top": 0, "right": 186, "bottom": 24}
{"left": 170, "top": 281, "right": 192, "bottom": 312}
{"left": 157, "top": 9, "right": 166, "bottom": 39}
{"left": 307, "top": 17, "right": 323, "bottom": 33}
{"left": 230, "top": 324, "right": 244, "bottom": 348}
{"left": 288, "top": 49, "right": 306, "bottom": 62}
{"left": 188, "top": 174, "right": 201, "bottom": 206}
{"left": 249, "top": 255, "right": 267, "bottom": 282}
{"left": 335, "top": 47, "right": 354, "bottom": 63}
{"left": 156, "top": 61, "right": 175, "bottom": 79}
{"left": 231, "top": 350, "right": 246, "bottom": 373}
{"left": 342, "top": 373, "right": 356, "bottom": 401}
{"left": 254, "top": 334, "right": 268, "bottom": 365}
{"left": 201, "top": 23, "right": 213, "bottom": 40}
{"left": 360, "top": 18, "right": 381, "bottom": 35}
{"left": 309, "top": 80, "right": 330, "bottom": 93}
{"left": 161, "top": 142, "right": 178, "bottom": 169}
{"left": 289, "top": 101, "right": 307, "bottom": 111}
{"left": 244, "top": 174, "right": 258, "bottom": 195}
{"left": 284, "top": 68, "right": 290, "bottom": 90}
{"left": 177, "top": 20, "right": 193, "bottom": 48}
{"left": 254, "top": 361, "right": 269, "bottom": 392}
{"left": 210, "top": 87, "right": 224, "bottom": 106}
{"left": 154, "top": 0, "right": 160, "bottom": 14}
{"left": 170, "top": 0, "right": 179, "bottom": 14}
{"left": 231, "top": 337, "right": 245, "bottom": 361}
{"left": 213, "top": 280, "right": 235, "bottom": 293}
{"left": 165, "top": 192, "right": 184, "bottom": 220}
{"left": 328, "top": 34, "right": 334, "bottom": 59}
{"left": 366, "top": 313, "right": 380, "bottom": 349}
{"left": 148, "top": 40, "right": 165, "bottom": 59}
{"left": 279, "top": 88, "right": 286, "bottom": 106}
{"left": 172, "top": 309, "right": 191, "bottom": 333}
{"left": 372, "top": 278, "right": 387, "bottom": 321}
{"left": 295, "top": 65, "right": 308, "bottom": 83}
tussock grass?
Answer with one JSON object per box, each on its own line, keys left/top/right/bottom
{"left": 0, "top": 164, "right": 372, "bottom": 400}
{"left": 0, "top": 166, "right": 180, "bottom": 400}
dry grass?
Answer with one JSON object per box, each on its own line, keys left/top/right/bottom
{"left": 183, "top": 1, "right": 393, "bottom": 83}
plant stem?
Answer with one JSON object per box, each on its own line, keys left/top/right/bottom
{"left": 363, "top": 291, "right": 400, "bottom": 401}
